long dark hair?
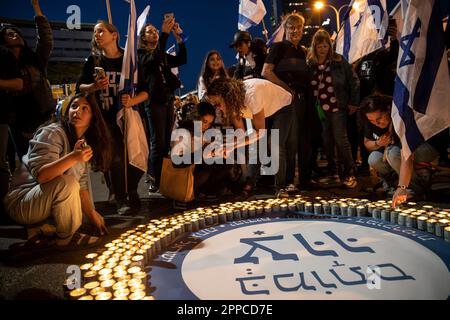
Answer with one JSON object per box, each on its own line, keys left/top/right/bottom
{"left": 62, "top": 93, "right": 112, "bottom": 172}
{"left": 0, "top": 25, "right": 44, "bottom": 73}
{"left": 200, "top": 50, "right": 229, "bottom": 89}
{"left": 138, "top": 23, "right": 157, "bottom": 49}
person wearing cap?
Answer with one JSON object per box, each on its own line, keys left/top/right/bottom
{"left": 262, "top": 13, "right": 316, "bottom": 192}
{"left": 229, "top": 31, "right": 267, "bottom": 80}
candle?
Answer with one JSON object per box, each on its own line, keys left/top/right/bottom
{"left": 248, "top": 207, "right": 256, "bottom": 218}
{"left": 80, "top": 263, "right": 93, "bottom": 272}
{"left": 112, "top": 281, "right": 128, "bottom": 291}
{"left": 435, "top": 219, "right": 450, "bottom": 238}
{"left": 89, "top": 287, "right": 105, "bottom": 297}
{"left": 133, "top": 271, "right": 148, "bottom": 285}
{"left": 95, "top": 292, "right": 112, "bottom": 300}
{"left": 129, "top": 283, "right": 146, "bottom": 293}
{"left": 264, "top": 206, "right": 272, "bottom": 214}
{"left": 305, "top": 202, "right": 314, "bottom": 213}
{"left": 398, "top": 213, "right": 408, "bottom": 226}
{"left": 129, "top": 291, "right": 146, "bottom": 300}
{"left": 69, "top": 288, "right": 87, "bottom": 300}
{"left": 100, "top": 279, "right": 116, "bottom": 292}
{"left": 357, "top": 205, "right": 368, "bottom": 217}
{"left": 417, "top": 216, "right": 428, "bottom": 231}
{"left": 83, "top": 270, "right": 98, "bottom": 283}
{"left": 390, "top": 209, "right": 401, "bottom": 224}
{"left": 426, "top": 219, "right": 437, "bottom": 234}
{"left": 322, "top": 202, "right": 331, "bottom": 215}
{"left": 372, "top": 207, "right": 381, "bottom": 219}
{"left": 205, "top": 214, "right": 214, "bottom": 226}
{"left": 339, "top": 204, "right": 348, "bottom": 216}
{"left": 78, "top": 295, "right": 94, "bottom": 300}
{"left": 142, "top": 296, "right": 156, "bottom": 300}
{"left": 85, "top": 253, "right": 98, "bottom": 261}
{"left": 114, "top": 289, "right": 130, "bottom": 300}
{"left": 444, "top": 226, "right": 450, "bottom": 243}
{"left": 331, "top": 204, "right": 340, "bottom": 216}
{"left": 98, "top": 274, "right": 113, "bottom": 282}
{"left": 347, "top": 205, "right": 356, "bottom": 217}
{"left": 241, "top": 208, "right": 249, "bottom": 219}
{"left": 83, "top": 281, "right": 100, "bottom": 291}
{"left": 406, "top": 215, "right": 417, "bottom": 229}
{"left": 280, "top": 204, "right": 288, "bottom": 212}
{"left": 233, "top": 209, "right": 241, "bottom": 221}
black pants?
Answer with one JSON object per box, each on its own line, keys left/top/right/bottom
{"left": 107, "top": 121, "right": 144, "bottom": 201}
{"left": 289, "top": 96, "right": 315, "bottom": 186}
{"left": 145, "top": 100, "right": 175, "bottom": 187}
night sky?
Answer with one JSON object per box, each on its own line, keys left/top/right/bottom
{"left": 0, "top": 0, "right": 448, "bottom": 94}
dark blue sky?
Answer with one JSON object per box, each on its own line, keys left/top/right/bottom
{"left": 0, "top": 0, "right": 448, "bottom": 94}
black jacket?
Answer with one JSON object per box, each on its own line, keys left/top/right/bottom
{"left": 138, "top": 32, "right": 187, "bottom": 105}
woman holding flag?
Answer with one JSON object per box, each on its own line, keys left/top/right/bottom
{"left": 77, "top": 20, "right": 149, "bottom": 215}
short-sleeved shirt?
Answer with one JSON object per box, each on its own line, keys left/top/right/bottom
{"left": 0, "top": 46, "right": 20, "bottom": 124}
{"left": 265, "top": 40, "right": 310, "bottom": 94}
{"left": 311, "top": 62, "right": 339, "bottom": 113}
{"left": 242, "top": 78, "right": 292, "bottom": 119}
{"left": 364, "top": 120, "right": 401, "bottom": 151}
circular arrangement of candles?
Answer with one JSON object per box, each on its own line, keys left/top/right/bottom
{"left": 68, "top": 195, "right": 450, "bottom": 300}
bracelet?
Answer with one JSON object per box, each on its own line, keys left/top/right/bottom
{"left": 397, "top": 185, "right": 407, "bottom": 190}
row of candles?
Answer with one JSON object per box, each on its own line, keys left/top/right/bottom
{"left": 68, "top": 196, "right": 450, "bottom": 300}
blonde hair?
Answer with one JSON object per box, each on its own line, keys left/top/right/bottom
{"left": 284, "top": 13, "right": 305, "bottom": 29}
{"left": 307, "top": 29, "right": 341, "bottom": 65}
{"left": 206, "top": 77, "right": 246, "bottom": 125}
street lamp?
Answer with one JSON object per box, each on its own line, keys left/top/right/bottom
{"left": 314, "top": 1, "right": 360, "bottom": 32}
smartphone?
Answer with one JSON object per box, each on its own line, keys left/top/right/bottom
{"left": 95, "top": 67, "right": 106, "bottom": 79}
{"left": 164, "top": 12, "right": 174, "bottom": 20}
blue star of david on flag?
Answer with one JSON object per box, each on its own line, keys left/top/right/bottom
{"left": 399, "top": 19, "right": 421, "bottom": 68}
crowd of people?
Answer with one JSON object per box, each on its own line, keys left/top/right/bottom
{"left": 0, "top": 1, "right": 449, "bottom": 250}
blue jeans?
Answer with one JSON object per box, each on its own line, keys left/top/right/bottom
{"left": 322, "top": 110, "right": 355, "bottom": 177}
{"left": 246, "top": 104, "right": 294, "bottom": 189}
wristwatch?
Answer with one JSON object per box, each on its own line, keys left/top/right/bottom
{"left": 397, "top": 185, "right": 407, "bottom": 190}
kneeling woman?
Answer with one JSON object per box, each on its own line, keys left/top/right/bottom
{"left": 4, "top": 93, "right": 112, "bottom": 249}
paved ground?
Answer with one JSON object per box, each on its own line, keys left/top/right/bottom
{"left": 0, "top": 168, "right": 448, "bottom": 300}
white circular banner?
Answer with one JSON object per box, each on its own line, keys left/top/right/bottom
{"left": 181, "top": 220, "right": 450, "bottom": 299}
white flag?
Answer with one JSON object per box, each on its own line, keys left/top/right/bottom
{"left": 238, "top": 0, "right": 267, "bottom": 31}
{"left": 392, "top": 0, "right": 450, "bottom": 160}
{"left": 336, "top": 0, "right": 389, "bottom": 63}
{"left": 117, "top": 0, "right": 149, "bottom": 173}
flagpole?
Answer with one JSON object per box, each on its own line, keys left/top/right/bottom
{"left": 261, "top": 18, "right": 269, "bottom": 42}
{"left": 106, "top": 0, "right": 113, "bottom": 24}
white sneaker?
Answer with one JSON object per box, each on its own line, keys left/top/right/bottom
{"left": 285, "top": 184, "right": 299, "bottom": 193}
{"left": 276, "top": 189, "right": 289, "bottom": 198}
{"left": 343, "top": 176, "right": 358, "bottom": 189}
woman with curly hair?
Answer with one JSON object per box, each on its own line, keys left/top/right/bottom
{"left": 206, "top": 77, "right": 293, "bottom": 198}
{"left": 4, "top": 93, "right": 112, "bottom": 251}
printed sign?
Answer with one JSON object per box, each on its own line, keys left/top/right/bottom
{"left": 150, "top": 217, "right": 450, "bottom": 300}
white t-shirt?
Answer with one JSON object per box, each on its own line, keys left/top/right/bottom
{"left": 242, "top": 78, "right": 292, "bottom": 119}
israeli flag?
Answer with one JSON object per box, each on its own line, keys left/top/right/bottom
{"left": 392, "top": 0, "right": 450, "bottom": 160}
{"left": 336, "top": 0, "right": 388, "bottom": 63}
{"left": 238, "top": 0, "right": 267, "bottom": 31}
{"left": 266, "top": 20, "right": 285, "bottom": 47}
{"left": 117, "top": 0, "right": 149, "bottom": 173}
{"left": 137, "top": 4, "right": 150, "bottom": 36}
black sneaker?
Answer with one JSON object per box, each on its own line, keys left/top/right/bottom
{"left": 116, "top": 200, "right": 131, "bottom": 215}
{"left": 173, "top": 200, "right": 188, "bottom": 210}
{"left": 129, "top": 192, "right": 141, "bottom": 210}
